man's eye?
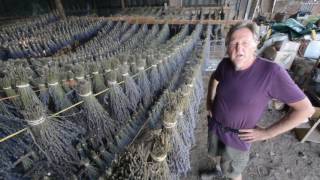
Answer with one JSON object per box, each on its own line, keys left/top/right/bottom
{"left": 230, "top": 43, "right": 237, "bottom": 47}
{"left": 242, "top": 42, "right": 249, "bottom": 46}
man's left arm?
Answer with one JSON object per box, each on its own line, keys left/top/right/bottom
{"left": 239, "top": 97, "right": 315, "bottom": 143}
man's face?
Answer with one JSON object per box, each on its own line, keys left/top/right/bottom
{"left": 227, "top": 28, "right": 258, "bottom": 70}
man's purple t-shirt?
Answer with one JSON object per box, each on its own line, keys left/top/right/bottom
{"left": 209, "top": 57, "right": 305, "bottom": 151}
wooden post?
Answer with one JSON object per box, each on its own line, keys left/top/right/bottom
{"left": 271, "top": 0, "right": 277, "bottom": 15}
{"left": 244, "top": 0, "right": 252, "bottom": 20}
{"left": 252, "top": 0, "right": 261, "bottom": 20}
{"left": 121, "top": 0, "right": 125, "bottom": 9}
{"left": 54, "top": 0, "right": 66, "bottom": 19}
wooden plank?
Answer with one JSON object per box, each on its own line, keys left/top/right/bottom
{"left": 312, "top": 107, "right": 320, "bottom": 119}
{"left": 105, "top": 16, "right": 249, "bottom": 25}
{"left": 120, "top": 6, "right": 231, "bottom": 10}
{"left": 294, "top": 118, "right": 320, "bottom": 143}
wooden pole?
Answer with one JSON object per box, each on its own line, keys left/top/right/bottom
{"left": 244, "top": 0, "right": 253, "bottom": 20}
{"left": 121, "top": 0, "right": 125, "bottom": 9}
{"left": 54, "top": 0, "right": 66, "bottom": 19}
{"left": 271, "top": 0, "right": 277, "bottom": 15}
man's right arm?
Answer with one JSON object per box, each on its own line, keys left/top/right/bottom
{"left": 206, "top": 73, "right": 219, "bottom": 116}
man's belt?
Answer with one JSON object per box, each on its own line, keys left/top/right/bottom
{"left": 208, "top": 116, "right": 239, "bottom": 134}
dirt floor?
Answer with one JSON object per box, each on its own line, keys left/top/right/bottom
{"left": 182, "top": 74, "right": 320, "bottom": 180}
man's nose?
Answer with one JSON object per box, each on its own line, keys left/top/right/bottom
{"left": 235, "top": 43, "right": 243, "bottom": 51}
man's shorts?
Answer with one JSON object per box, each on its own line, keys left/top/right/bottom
{"left": 208, "top": 131, "right": 250, "bottom": 178}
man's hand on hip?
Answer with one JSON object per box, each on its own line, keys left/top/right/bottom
{"left": 238, "top": 127, "right": 272, "bottom": 143}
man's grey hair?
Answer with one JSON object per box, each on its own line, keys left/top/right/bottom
{"left": 225, "top": 22, "right": 259, "bottom": 46}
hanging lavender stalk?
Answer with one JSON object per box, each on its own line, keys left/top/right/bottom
{"left": 0, "top": 100, "right": 13, "bottom": 117}
{"left": 75, "top": 80, "right": 117, "bottom": 146}
{"left": 15, "top": 66, "right": 86, "bottom": 171}
{"left": 175, "top": 89, "right": 193, "bottom": 150}
{"left": 111, "top": 57, "right": 122, "bottom": 82}
{"left": 78, "top": 158, "right": 100, "bottom": 180}
{"left": 156, "top": 53, "right": 169, "bottom": 89}
{"left": 128, "top": 55, "right": 138, "bottom": 75}
{"left": 90, "top": 150, "right": 106, "bottom": 169}
{"left": 60, "top": 73, "right": 71, "bottom": 93}
{"left": 100, "top": 59, "right": 112, "bottom": 87}
{"left": 0, "top": 74, "right": 22, "bottom": 108}
{"left": 20, "top": 98, "right": 84, "bottom": 176}
{"left": 146, "top": 53, "right": 161, "bottom": 95}
{"left": 135, "top": 57, "right": 152, "bottom": 107}
{"left": 47, "top": 66, "right": 73, "bottom": 112}
{"left": 90, "top": 62, "right": 107, "bottom": 104}
{"left": 0, "top": 115, "right": 31, "bottom": 172}
{"left": 14, "top": 66, "right": 43, "bottom": 109}
{"left": 163, "top": 93, "right": 191, "bottom": 177}
{"left": 98, "top": 146, "right": 114, "bottom": 167}
{"left": 46, "top": 66, "right": 86, "bottom": 129}
{"left": 60, "top": 65, "right": 74, "bottom": 93}
{"left": 76, "top": 142, "right": 102, "bottom": 180}
{"left": 181, "top": 85, "right": 197, "bottom": 146}
{"left": 194, "top": 70, "right": 204, "bottom": 107}
{"left": 73, "top": 63, "right": 86, "bottom": 82}
{"left": 119, "top": 60, "right": 142, "bottom": 112}
{"left": 104, "top": 68, "right": 132, "bottom": 125}
{"left": 65, "top": 70, "right": 78, "bottom": 103}
{"left": 163, "top": 53, "right": 174, "bottom": 79}
{"left": 36, "top": 76, "right": 50, "bottom": 108}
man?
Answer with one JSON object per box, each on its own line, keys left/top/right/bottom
{"left": 202, "top": 22, "right": 315, "bottom": 180}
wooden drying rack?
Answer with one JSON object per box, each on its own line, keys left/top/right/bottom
{"left": 104, "top": 16, "right": 249, "bottom": 25}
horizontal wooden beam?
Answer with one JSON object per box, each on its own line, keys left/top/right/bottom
{"left": 174, "top": 6, "right": 231, "bottom": 10}
{"left": 105, "top": 16, "right": 249, "bottom": 25}
{"left": 123, "top": 6, "right": 231, "bottom": 10}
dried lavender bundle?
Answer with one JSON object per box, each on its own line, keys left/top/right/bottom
{"left": 0, "top": 74, "right": 22, "bottom": 108}
{"left": 21, "top": 102, "right": 85, "bottom": 176}
{"left": 0, "top": 115, "right": 32, "bottom": 172}
{"left": 156, "top": 53, "right": 169, "bottom": 89}
{"left": 119, "top": 60, "right": 141, "bottom": 112}
{"left": 46, "top": 66, "right": 87, "bottom": 129}
{"left": 165, "top": 127, "right": 191, "bottom": 177}
{"left": 0, "top": 102, "right": 11, "bottom": 118}
{"left": 75, "top": 80, "right": 117, "bottom": 146}
{"left": 146, "top": 53, "right": 161, "bottom": 95}
{"left": 135, "top": 57, "right": 152, "bottom": 107}
{"left": 73, "top": 63, "right": 86, "bottom": 82}
{"left": 90, "top": 62, "right": 107, "bottom": 104}
{"left": 35, "top": 76, "right": 50, "bottom": 108}
{"left": 104, "top": 69, "right": 132, "bottom": 125}
{"left": 61, "top": 64, "right": 75, "bottom": 93}
{"left": 162, "top": 93, "right": 191, "bottom": 177}
{"left": 14, "top": 66, "right": 43, "bottom": 109}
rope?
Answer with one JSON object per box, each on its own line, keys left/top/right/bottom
{"left": 0, "top": 128, "right": 28, "bottom": 143}
{"left": 27, "top": 116, "right": 46, "bottom": 126}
